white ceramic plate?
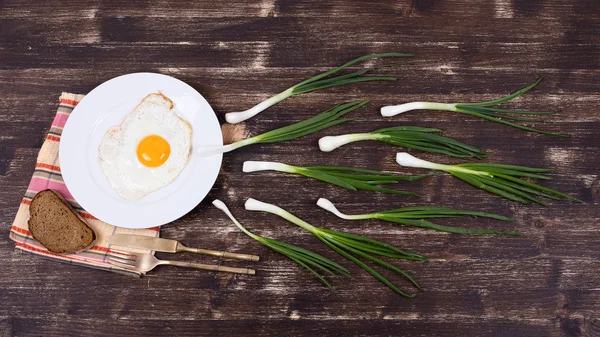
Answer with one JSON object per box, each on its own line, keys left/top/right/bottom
{"left": 60, "top": 73, "right": 223, "bottom": 229}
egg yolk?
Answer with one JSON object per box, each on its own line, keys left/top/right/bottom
{"left": 137, "top": 135, "right": 170, "bottom": 167}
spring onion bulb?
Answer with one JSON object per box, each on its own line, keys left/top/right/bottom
{"left": 225, "top": 53, "right": 413, "bottom": 124}
{"left": 244, "top": 198, "right": 426, "bottom": 298}
{"left": 381, "top": 78, "right": 567, "bottom": 137}
{"left": 212, "top": 200, "right": 350, "bottom": 289}
{"left": 198, "top": 100, "right": 368, "bottom": 157}
{"left": 318, "top": 126, "right": 487, "bottom": 158}
{"left": 396, "top": 152, "right": 582, "bottom": 205}
{"left": 243, "top": 161, "right": 431, "bottom": 196}
{"left": 317, "top": 198, "right": 519, "bottom": 236}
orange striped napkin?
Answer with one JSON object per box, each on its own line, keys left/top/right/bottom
{"left": 9, "top": 93, "right": 160, "bottom": 276}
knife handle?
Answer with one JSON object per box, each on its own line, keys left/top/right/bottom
{"left": 167, "top": 260, "right": 256, "bottom": 275}
{"left": 178, "top": 245, "right": 260, "bottom": 262}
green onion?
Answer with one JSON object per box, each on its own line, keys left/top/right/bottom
{"left": 396, "top": 152, "right": 582, "bottom": 205}
{"left": 381, "top": 77, "right": 566, "bottom": 137}
{"left": 212, "top": 199, "right": 350, "bottom": 289}
{"left": 317, "top": 198, "right": 519, "bottom": 236}
{"left": 225, "top": 53, "right": 413, "bottom": 124}
{"left": 244, "top": 198, "right": 426, "bottom": 298}
{"left": 199, "top": 100, "right": 369, "bottom": 157}
{"left": 243, "top": 161, "right": 432, "bottom": 196}
{"left": 319, "top": 126, "right": 487, "bottom": 159}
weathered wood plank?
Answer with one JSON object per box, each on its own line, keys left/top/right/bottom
{"left": 0, "top": 317, "right": 564, "bottom": 337}
{"left": 1, "top": 0, "right": 597, "bottom": 20}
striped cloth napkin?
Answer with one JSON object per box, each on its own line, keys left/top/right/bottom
{"left": 9, "top": 93, "right": 160, "bottom": 276}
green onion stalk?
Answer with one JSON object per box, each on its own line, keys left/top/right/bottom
{"left": 317, "top": 198, "right": 519, "bottom": 236}
{"left": 396, "top": 152, "right": 582, "bottom": 205}
{"left": 198, "top": 100, "right": 368, "bottom": 157}
{"left": 318, "top": 126, "right": 487, "bottom": 158}
{"left": 225, "top": 53, "right": 413, "bottom": 124}
{"left": 381, "top": 78, "right": 567, "bottom": 137}
{"left": 212, "top": 200, "right": 350, "bottom": 289}
{"left": 243, "top": 161, "right": 431, "bottom": 196}
{"left": 244, "top": 198, "right": 427, "bottom": 298}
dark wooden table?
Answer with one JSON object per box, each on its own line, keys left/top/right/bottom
{"left": 1, "top": 1, "right": 599, "bottom": 336}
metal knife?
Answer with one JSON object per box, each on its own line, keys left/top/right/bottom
{"left": 107, "top": 234, "right": 259, "bottom": 262}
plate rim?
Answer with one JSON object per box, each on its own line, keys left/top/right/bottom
{"left": 59, "top": 72, "right": 223, "bottom": 229}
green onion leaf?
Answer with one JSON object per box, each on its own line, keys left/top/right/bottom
{"left": 225, "top": 53, "right": 413, "bottom": 123}
{"left": 212, "top": 200, "right": 350, "bottom": 290}
{"left": 198, "top": 100, "right": 368, "bottom": 157}
{"left": 395, "top": 152, "right": 582, "bottom": 205}
{"left": 319, "top": 125, "right": 487, "bottom": 159}
{"left": 244, "top": 198, "right": 426, "bottom": 298}
{"left": 381, "top": 77, "right": 567, "bottom": 137}
{"left": 243, "top": 161, "right": 431, "bottom": 196}
{"left": 316, "top": 198, "right": 519, "bottom": 236}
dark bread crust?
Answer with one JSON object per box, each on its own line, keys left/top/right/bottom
{"left": 28, "top": 190, "right": 96, "bottom": 254}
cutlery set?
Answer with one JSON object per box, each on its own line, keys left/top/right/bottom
{"left": 107, "top": 235, "right": 259, "bottom": 275}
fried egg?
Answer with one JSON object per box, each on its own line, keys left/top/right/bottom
{"left": 98, "top": 93, "right": 192, "bottom": 201}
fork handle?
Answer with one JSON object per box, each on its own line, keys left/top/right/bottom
{"left": 178, "top": 244, "right": 260, "bottom": 262}
{"left": 166, "top": 260, "right": 256, "bottom": 275}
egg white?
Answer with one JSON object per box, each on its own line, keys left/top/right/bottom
{"left": 98, "top": 93, "right": 192, "bottom": 201}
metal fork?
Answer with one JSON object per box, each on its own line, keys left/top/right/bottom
{"left": 107, "top": 252, "right": 256, "bottom": 275}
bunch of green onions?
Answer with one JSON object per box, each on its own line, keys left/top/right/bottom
{"left": 396, "top": 152, "right": 581, "bottom": 205}
{"left": 381, "top": 78, "right": 566, "bottom": 137}
{"left": 243, "top": 161, "right": 431, "bottom": 196}
{"left": 318, "top": 126, "right": 487, "bottom": 158}
{"left": 211, "top": 54, "right": 578, "bottom": 298}
{"left": 225, "top": 53, "right": 413, "bottom": 124}
{"left": 317, "top": 198, "right": 519, "bottom": 236}
{"left": 244, "top": 198, "right": 426, "bottom": 298}
{"left": 198, "top": 100, "right": 368, "bottom": 157}
{"left": 212, "top": 200, "right": 350, "bottom": 289}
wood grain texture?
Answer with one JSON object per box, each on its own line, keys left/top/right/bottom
{"left": 1, "top": 0, "right": 599, "bottom": 336}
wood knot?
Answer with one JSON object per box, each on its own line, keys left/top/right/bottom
{"left": 536, "top": 238, "right": 546, "bottom": 250}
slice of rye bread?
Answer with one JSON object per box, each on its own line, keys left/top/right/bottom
{"left": 28, "top": 190, "right": 96, "bottom": 254}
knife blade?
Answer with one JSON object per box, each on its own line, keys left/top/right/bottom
{"left": 107, "top": 234, "right": 259, "bottom": 262}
